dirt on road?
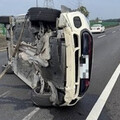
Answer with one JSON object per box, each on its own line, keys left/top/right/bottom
{"left": 0, "top": 35, "right": 7, "bottom": 50}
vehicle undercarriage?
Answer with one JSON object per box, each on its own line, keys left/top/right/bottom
{"left": 0, "top": 7, "right": 93, "bottom": 107}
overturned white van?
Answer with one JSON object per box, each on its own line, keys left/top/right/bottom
{"left": 0, "top": 7, "right": 93, "bottom": 106}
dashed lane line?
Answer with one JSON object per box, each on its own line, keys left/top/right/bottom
{"left": 0, "top": 91, "right": 10, "bottom": 98}
{"left": 86, "top": 64, "right": 120, "bottom": 120}
{"left": 22, "top": 108, "right": 40, "bottom": 120}
{"left": 97, "top": 34, "right": 106, "bottom": 39}
{"left": 0, "top": 48, "right": 7, "bottom": 52}
{"left": 112, "top": 31, "right": 116, "bottom": 33}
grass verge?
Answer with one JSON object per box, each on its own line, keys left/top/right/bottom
{"left": 0, "top": 35, "right": 7, "bottom": 50}
{"left": 90, "top": 21, "right": 120, "bottom": 28}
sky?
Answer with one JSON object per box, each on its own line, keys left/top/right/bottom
{"left": 0, "top": 0, "right": 120, "bottom": 20}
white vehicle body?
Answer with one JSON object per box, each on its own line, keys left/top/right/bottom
{"left": 0, "top": 8, "right": 93, "bottom": 107}
{"left": 91, "top": 24, "right": 105, "bottom": 33}
{"left": 58, "top": 12, "right": 92, "bottom": 106}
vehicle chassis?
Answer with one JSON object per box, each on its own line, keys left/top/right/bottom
{"left": 0, "top": 7, "right": 93, "bottom": 107}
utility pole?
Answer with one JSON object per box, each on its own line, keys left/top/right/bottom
{"left": 36, "top": 0, "right": 38, "bottom": 7}
{"left": 44, "top": 0, "right": 54, "bottom": 8}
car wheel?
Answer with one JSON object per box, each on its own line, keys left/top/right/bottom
{"left": 31, "top": 88, "right": 52, "bottom": 107}
{"left": 28, "top": 7, "right": 61, "bottom": 23}
{"left": 31, "top": 81, "right": 58, "bottom": 107}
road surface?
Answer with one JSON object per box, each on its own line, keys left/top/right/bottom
{"left": 0, "top": 26, "right": 120, "bottom": 120}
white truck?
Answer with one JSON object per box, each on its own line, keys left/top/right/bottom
{"left": 0, "top": 7, "right": 93, "bottom": 106}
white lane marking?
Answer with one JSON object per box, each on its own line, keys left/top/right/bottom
{"left": 22, "top": 108, "right": 40, "bottom": 120}
{"left": 0, "top": 91, "right": 10, "bottom": 98}
{"left": 97, "top": 34, "right": 106, "bottom": 39}
{"left": 86, "top": 64, "right": 120, "bottom": 120}
{"left": 0, "top": 49, "right": 6, "bottom": 52}
{"left": 112, "top": 31, "right": 116, "bottom": 33}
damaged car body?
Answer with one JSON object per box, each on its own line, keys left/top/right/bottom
{"left": 0, "top": 7, "right": 93, "bottom": 106}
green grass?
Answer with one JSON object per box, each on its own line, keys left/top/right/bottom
{"left": 90, "top": 21, "right": 119, "bottom": 28}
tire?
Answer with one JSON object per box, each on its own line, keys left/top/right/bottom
{"left": 31, "top": 81, "right": 58, "bottom": 107}
{"left": 31, "top": 39, "right": 66, "bottom": 107}
{"left": 28, "top": 7, "right": 61, "bottom": 22}
{"left": 31, "top": 89, "right": 52, "bottom": 107}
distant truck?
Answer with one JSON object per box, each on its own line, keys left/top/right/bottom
{"left": 0, "top": 7, "right": 93, "bottom": 106}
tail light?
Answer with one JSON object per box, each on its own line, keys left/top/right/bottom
{"left": 79, "top": 31, "right": 93, "bottom": 96}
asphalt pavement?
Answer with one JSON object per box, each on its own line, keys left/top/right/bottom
{"left": 0, "top": 26, "right": 120, "bottom": 120}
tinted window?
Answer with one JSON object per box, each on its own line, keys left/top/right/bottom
{"left": 73, "top": 17, "right": 82, "bottom": 28}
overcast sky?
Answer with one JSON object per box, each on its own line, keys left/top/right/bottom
{"left": 0, "top": 0, "right": 119, "bottom": 20}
